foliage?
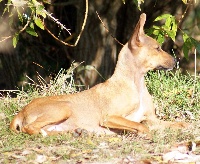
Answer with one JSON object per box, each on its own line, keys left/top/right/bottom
{"left": 182, "top": 33, "right": 200, "bottom": 59}
{"left": 2, "top": 0, "right": 70, "bottom": 48}
{"left": 147, "top": 14, "right": 200, "bottom": 59}
{"left": 2, "top": 0, "right": 200, "bottom": 57}
{"left": 4, "top": 0, "right": 45, "bottom": 47}
{"left": 2, "top": 0, "right": 88, "bottom": 49}
{"left": 148, "top": 14, "right": 177, "bottom": 44}
{"left": 122, "top": 0, "right": 200, "bottom": 58}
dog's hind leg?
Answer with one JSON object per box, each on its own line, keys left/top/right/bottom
{"left": 23, "top": 101, "right": 72, "bottom": 135}
{"left": 100, "top": 115, "right": 149, "bottom": 134}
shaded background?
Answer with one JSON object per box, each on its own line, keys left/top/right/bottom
{"left": 0, "top": 0, "right": 200, "bottom": 90}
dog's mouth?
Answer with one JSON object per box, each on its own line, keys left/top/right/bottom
{"left": 154, "top": 65, "right": 173, "bottom": 71}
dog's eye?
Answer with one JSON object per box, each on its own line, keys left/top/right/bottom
{"left": 156, "top": 46, "right": 161, "bottom": 52}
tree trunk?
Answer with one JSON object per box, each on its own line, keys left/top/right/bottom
{"left": 73, "top": 0, "right": 122, "bottom": 86}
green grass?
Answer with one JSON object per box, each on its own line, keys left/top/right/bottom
{"left": 146, "top": 70, "right": 200, "bottom": 121}
{"left": 0, "top": 67, "right": 200, "bottom": 163}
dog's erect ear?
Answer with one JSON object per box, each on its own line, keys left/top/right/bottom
{"left": 128, "top": 13, "right": 146, "bottom": 49}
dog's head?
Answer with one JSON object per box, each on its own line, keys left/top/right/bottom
{"left": 128, "top": 13, "right": 176, "bottom": 73}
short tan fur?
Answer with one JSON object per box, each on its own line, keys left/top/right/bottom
{"left": 10, "top": 13, "right": 187, "bottom": 136}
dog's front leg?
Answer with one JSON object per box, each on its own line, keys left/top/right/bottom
{"left": 100, "top": 115, "right": 149, "bottom": 134}
{"left": 146, "top": 114, "right": 189, "bottom": 131}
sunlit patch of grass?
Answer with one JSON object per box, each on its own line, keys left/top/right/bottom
{"left": 146, "top": 69, "right": 200, "bottom": 122}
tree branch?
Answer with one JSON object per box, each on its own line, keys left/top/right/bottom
{"left": 45, "top": 0, "right": 88, "bottom": 47}
{"left": 96, "top": 11, "right": 124, "bottom": 46}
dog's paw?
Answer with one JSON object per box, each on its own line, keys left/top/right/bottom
{"left": 23, "top": 125, "right": 41, "bottom": 135}
{"left": 170, "top": 122, "right": 190, "bottom": 129}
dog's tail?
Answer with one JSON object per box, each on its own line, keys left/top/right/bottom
{"left": 10, "top": 111, "right": 24, "bottom": 133}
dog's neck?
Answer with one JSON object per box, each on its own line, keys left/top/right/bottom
{"left": 112, "top": 44, "right": 146, "bottom": 90}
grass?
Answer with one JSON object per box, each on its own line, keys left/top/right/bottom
{"left": 146, "top": 70, "right": 200, "bottom": 121}
{"left": 1, "top": 66, "right": 200, "bottom": 163}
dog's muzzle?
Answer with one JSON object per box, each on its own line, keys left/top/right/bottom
{"left": 155, "top": 57, "right": 176, "bottom": 71}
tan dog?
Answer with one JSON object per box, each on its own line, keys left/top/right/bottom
{"left": 10, "top": 13, "right": 186, "bottom": 136}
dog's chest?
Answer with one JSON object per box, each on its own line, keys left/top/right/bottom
{"left": 102, "top": 83, "right": 140, "bottom": 117}
{"left": 125, "top": 87, "right": 148, "bottom": 122}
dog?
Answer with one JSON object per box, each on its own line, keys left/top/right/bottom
{"left": 10, "top": 13, "right": 187, "bottom": 136}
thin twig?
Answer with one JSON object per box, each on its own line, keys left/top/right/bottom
{"left": 178, "top": 0, "right": 192, "bottom": 26}
{"left": 19, "top": 19, "right": 31, "bottom": 33}
{"left": 0, "top": 36, "right": 12, "bottom": 43}
{"left": 45, "top": 0, "right": 88, "bottom": 47}
{"left": 96, "top": 11, "right": 124, "bottom": 46}
{"left": 44, "top": 12, "right": 71, "bottom": 35}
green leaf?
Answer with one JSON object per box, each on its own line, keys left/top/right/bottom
{"left": 154, "top": 14, "right": 172, "bottom": 22}
{"left": 182, "top": 0, "right": 188, "bottom": 4}
{"left": 43, "top": 0, "right": 51, "bottom": 4}
{"left": 165, "top": 29, "right": 176, "bottom": 41}
{"left": 13, "top": 33, "right": 19, "bottom": 48}
{"left": 146, "top": 27, "right": 154, "bottom": 36}
{"left": 3, "top": 0, "right": 11, "bottom": 15}
{"left": 191, "top": 38, "right": 200, "bottom": 54}
{"left": 165, "top": 16, "right": 172, "bottom": 29}
{"left": 171, "top": 16, "right": 177, "bottom": 29}
{"left": 183, "top": 33, "right": 189, "bottom": 42}
{"left": 36, "top": 5, "right": 46, "bottom": 18}
{"left": 34, "top": 17, "right": 44, "bottom": 30}
{"left": 152, "top": 25, "right": 160, "bottom": 35}
{"left": 182, "top": 34, "right": 191, "bottom": 58}
{"left": 153, "top": 14, "right": 177, "bottom": 42}
{"left": 157, "top": 34, "right": 164, "bottom": 44}
{"left": 26, "top": 27, "right": 38, "bottom": 37}
{"left": 182, "top": 43, "right": 189, "bottom": 59}
{"left": 182, "top": 33, "right": 200, "bottom": 58}
{"left": 29, "top": 22, "right": 35, "bottom": 29}
{"left": 152, "top": 29, "right": 159, "bottom": 35}
{"left": 17, "top": 9, "right": 23, "bottom": 23}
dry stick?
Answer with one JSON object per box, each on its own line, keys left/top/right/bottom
{"left": 0, "top": 36, "right": 12, "bottom": 43}
{"left": 177, "top": 0, "right": 192, "bottom": 34}
{"left": 177, "top": 0, "right": 192, "bottom": 25}
{"left": 45, "top": 12, "right": 71, "bottom": 35}
{"left": 96, "top": 11, "right": 124, "bottom": 46}
{"left": 45, "top": 0, "right": 88, "bottom": 47}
